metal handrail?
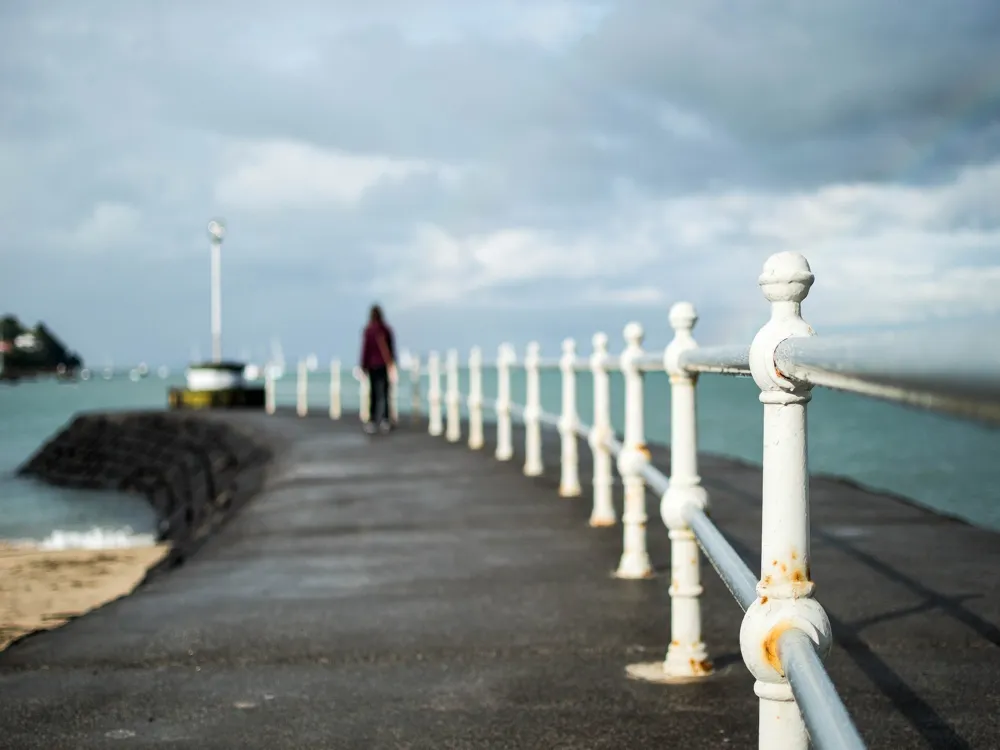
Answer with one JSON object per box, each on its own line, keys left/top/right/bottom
{"left": 779, "top": 628, "right": 867, "bottom": 750}
{"left": 680, "top": 345, "right": 752, "bottom": 376}
{"left": 775, "top": 333, "right": 1000, "bottom": 425}
{"left": 684, "top": 504, "right": 758, "bottom": 611}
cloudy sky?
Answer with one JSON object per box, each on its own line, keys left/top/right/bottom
{"left": 2, "top": 1, "right": 1000, "bottom": 367}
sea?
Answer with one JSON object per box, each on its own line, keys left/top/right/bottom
{"left": 2, "top": 367, "right": 999, "bottom": 548}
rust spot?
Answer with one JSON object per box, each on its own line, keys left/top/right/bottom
{"left": 670, "top": 640, "right": 680, "bottom": 647}
{"left": 688, "top": 658, "right": 713, "bottom": 676}
{"left": 771, "top": 559, "right": 777, "bottom": 567}
{"left": 790, "top": 550, "right": 798, "bottom": 561}
{"left": 763, "top": 622, "right": 793, "bottom": 676}
{"left": 780, "top": 563, "right": 788, "bottom": 574}
{"left": 637, "top": 444, "right": 652, "bottom": 459}
{"left": 762, "top": 574, "right": 772, "bottom": 586}
{"left": 791, "top": 569, "right": 804, "bottom": 583}
{"left": 760, "top": 595, "right": 768, "bottom": 604}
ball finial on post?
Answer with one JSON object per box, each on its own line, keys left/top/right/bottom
{"left": 623, "top": 321, "right": 644, "bottom": 348}
{"left": 668, "top": 301, "right": 698, "bottom": 335}
{"left": 758, "top": 251, "right": 814, "bottom": 305}
{"left": 592, "top": 331, "right": 608, "bottom": 354}
{"left": 526, "top": 341, "right": 540, "bottom": 363}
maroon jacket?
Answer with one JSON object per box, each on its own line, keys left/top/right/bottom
{"left": 360, "top": 322, "right": 395, "bottom": 371}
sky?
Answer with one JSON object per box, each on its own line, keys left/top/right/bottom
{"left": 2, "top": 0, "right": 1000, "bottom": 367}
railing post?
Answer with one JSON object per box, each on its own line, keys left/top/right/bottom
{"left": 389, "top": 368, "right": 399, "bottom": 425}
{"left": 615, "top": 322, "right": 653, "bottom": 579}
{"left": 495, "top": 343, "right": 514, "bottom": 461}
{"left": 264, "top": 368, "right": 276, "bottom": 415}
{"left": 296, "top": 359, "right": 308, "bottom": 417}
{"left": 446, "top": 348, "right": 461, "bottom": 442}
{"left": 741, "top": 252, "right": 832, "bottom": 749}
{"left": 410, "top": 355, "right": 422, "bottom": 423}
{"left": 358, "top": 370, "right": 370, "bottom": 423}
{"left": 588, "top": 333, "right": 616, "bottom": 527}
{"left": 523, "top": 342, "right": 543, "bottom": 477}
{"left": 329, "top": 359, "right": 341, "bottom": 420}
{"left": 428, "top": 351, "right": 443, "bottom": 436}
{"left": 468, "top": 347, "right": 484, "bottom": 450}
{"left": 558, "top": 338, "right": 581, "bottom": 497}
{"left": 660, "top": 302, "right": 712, "bottom": 678}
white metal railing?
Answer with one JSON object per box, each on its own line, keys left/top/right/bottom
{"left": 267, "top": 356, "right": 403, "bottom": 426}
{"left": 416, "top": 251, "right": 882, "bottom": 750}
{"left": 262, "top": 250, "right": 999, "bottom": 749}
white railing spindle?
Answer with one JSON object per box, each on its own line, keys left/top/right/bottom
{"left": 588, "top": 332, "right": 616, "bottom": 527}
{"left": 264, "top": 368, "right": 276, "bottom": 415}
{"left": 296, "top": 359, "right": 308, "bottom": 417}
{"left": 468, "top": 347, "right": 484, "bottom": 449}
{"left": 558, "top": 338, "right": 581, "bottom": 497}
{"left": 389, "top": 369, "right": 399, "bottom": 424}
{"left": 446, "top": 348, "right": 461, "bottom": 442}
{"left": 495, "top": 343, "right": 514, "bottom": 461}
{"left": 615, "top": 323, "right": 653, "bottom": 579}
{"left": 741, "top": 252, "right": 832, "bottom": 750}
{"left": 410, "top": 355, "right": 422, "bottom": 420}
{"left": 428, "top": 351, "right": 443, "bottom": 436}
{"left": 358, "top": 370, "right": 370, "bottom": 423}
{"left": 329, "top": 359, "right": 341, "bottom": 420}
{"left": 523, "top": 342, "right": 543, "bottom": 476}
{"left": 660, "top": 302, "right": 712, "bottom": 678}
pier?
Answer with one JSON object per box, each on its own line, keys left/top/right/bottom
{"left": 2, "top": 252, "right": 999, "bottom": 748}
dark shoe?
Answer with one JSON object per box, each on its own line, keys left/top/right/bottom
{"left": 379, "top": 420, "right": 391, "bottom": 434}
{"left": 364, "top": 422, "right": 377, "bottom": 435}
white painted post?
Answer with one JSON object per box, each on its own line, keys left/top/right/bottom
{"left": 296, "top": 359, "right": 308, "bottom": 417}
{"left": 468, "top": 347, "right": 484, "bottom": 449}
{"left": 389, "top": 368, "right": 399, "bottom": 424}
{"left": 615, "top": 322, "right": 653, "bottom": 579}
{"left": 495, "top": 343, "right": 514, "bottom": 461}
{"left": 523, "top": 342, "right": 543, "bottom": 477}
{"left": 660, "top": 302, "right": 712, "bottom": 678}
{"left": 208, "top": 225, "right": 224, "bottom": 363}
{"left": 428, "top": 351, "right": 443, "bottom": 436}
{"left": 329, "top": 359, "right": 342, "bottom": 420}
{"left": 445, "top": 348, "right": 461, "bottom": 442}
{"left": 741, "top": 252, "right": 832, "bottom": 750}
{"left": 358, "top": 370, "right": 371, "bottom": 423}
{"left": 588, "top": 332, "right": 616, "bottom": 527}
{"left": 410, "top": 355, "right": 422, "bottom": 421}
{"left": 558, "top": 338, "right": 581, "bottom": 497}
{"left": 264, "top": 368, "right": 276, "bottom": 415}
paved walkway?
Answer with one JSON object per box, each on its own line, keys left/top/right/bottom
{"left": 1, "top": 413, "right": 999, "bottom": 748}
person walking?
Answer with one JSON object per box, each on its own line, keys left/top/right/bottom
{"left": 358, "top": 304, "right": 397, "bottom": 434}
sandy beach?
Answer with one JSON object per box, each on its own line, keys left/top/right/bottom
{"left": 0, "top": 543, "right": 169, "bottom": 652}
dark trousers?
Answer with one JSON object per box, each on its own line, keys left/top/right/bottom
{"left": 368, "top": 366, "right": 390, "bottom": 424}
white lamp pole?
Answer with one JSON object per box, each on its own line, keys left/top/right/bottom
{"left": 207, "top": 219, "right": 226, "bottom": 363}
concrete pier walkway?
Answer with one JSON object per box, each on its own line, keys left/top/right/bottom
{"left": 1, "top": 413, "right": 999, "bottom": 748}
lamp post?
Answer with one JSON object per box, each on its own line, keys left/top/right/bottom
{"left": 207, "top": 219, "right": 226, "bottom": 363}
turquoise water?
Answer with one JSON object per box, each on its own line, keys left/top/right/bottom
{"left": 2, "top": 367, "right": 999, "bottom": 545}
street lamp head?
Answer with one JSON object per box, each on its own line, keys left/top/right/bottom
{"left": 207, "top": 219, "right": 226, "bottom": 243}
